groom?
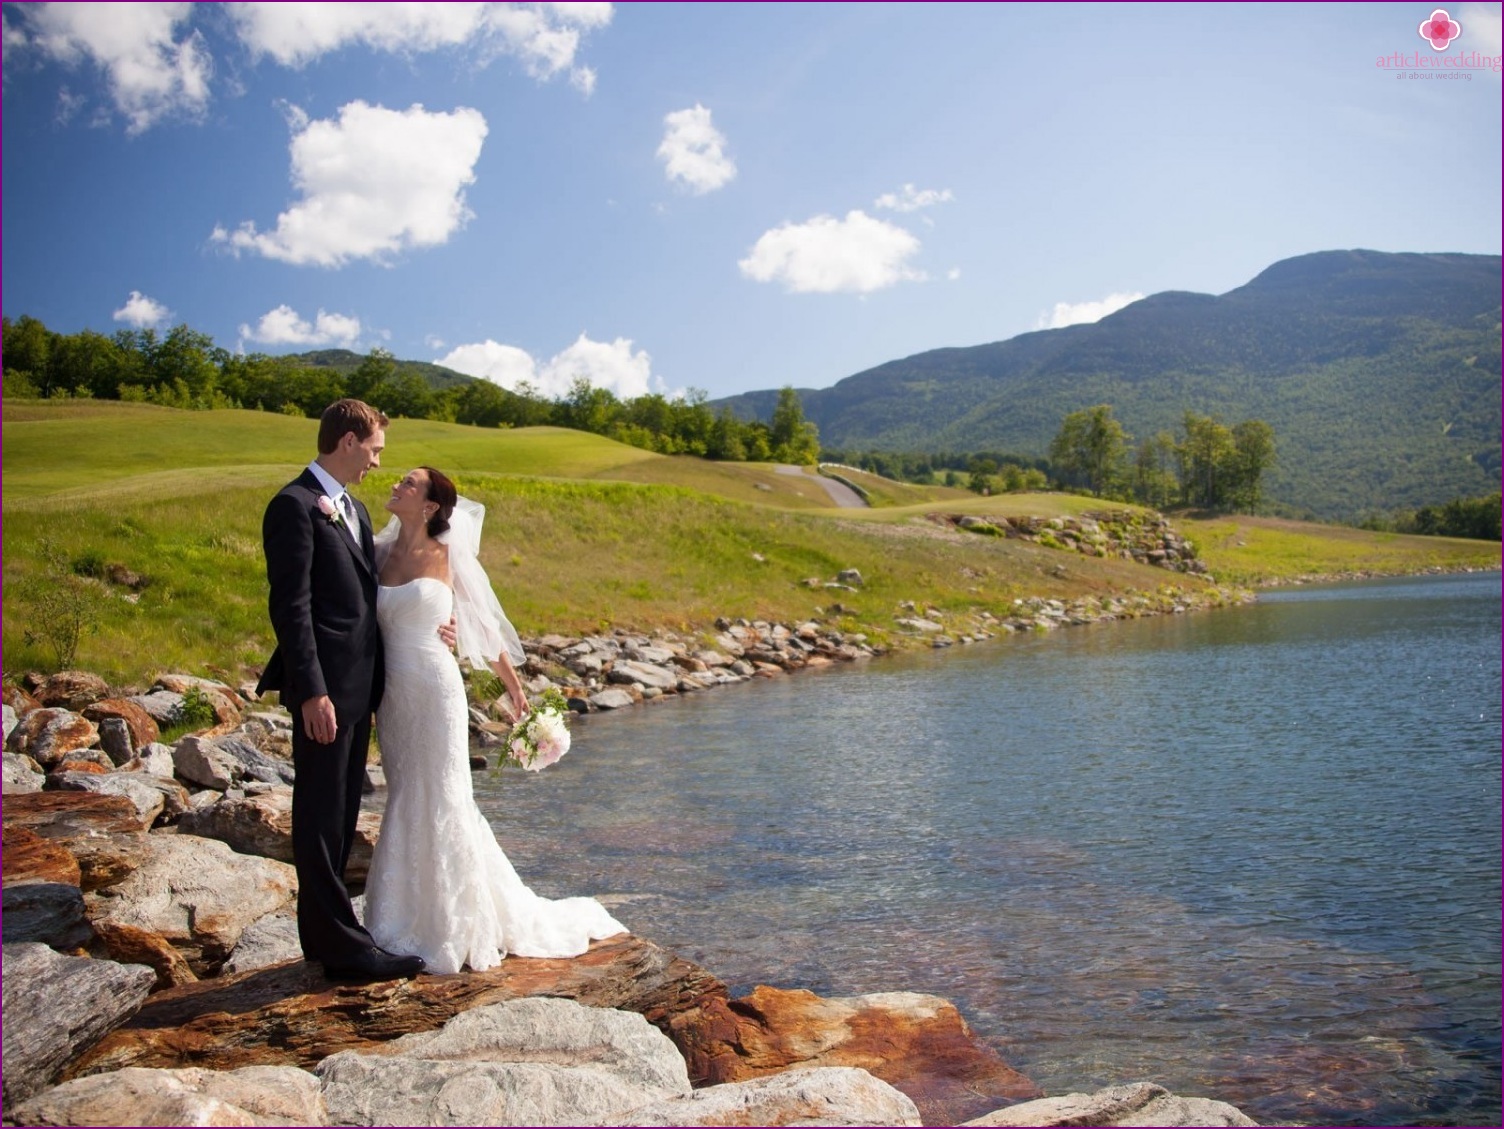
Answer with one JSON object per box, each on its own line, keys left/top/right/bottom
{"left": 258, "top": 398, "right": 425, "bottom": 981}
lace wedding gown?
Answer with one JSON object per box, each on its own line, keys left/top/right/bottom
{"left": 365, "top": 578, "right": 626, "bottom": 974}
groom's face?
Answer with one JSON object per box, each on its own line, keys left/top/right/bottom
{"left": 348, "top": 428, "right": 385, "bottom": 484}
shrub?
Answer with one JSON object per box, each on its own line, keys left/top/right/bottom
{"left": 20, "top": 538, "right": 106, "bottom": 670}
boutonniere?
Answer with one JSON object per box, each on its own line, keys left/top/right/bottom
{"left": 316, "top": 495, "right": 346, "bottom": 528}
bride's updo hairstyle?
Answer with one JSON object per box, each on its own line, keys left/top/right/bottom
{"left": 420, "top": 467, "right": 458, "bottom": 538}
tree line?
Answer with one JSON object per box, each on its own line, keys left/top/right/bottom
{"left": 0, "top": 315, "right": 820, "bottom": 465}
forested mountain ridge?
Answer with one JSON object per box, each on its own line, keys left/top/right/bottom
{"left": 717, "top": 250, "right": 1501, "bottom": 519}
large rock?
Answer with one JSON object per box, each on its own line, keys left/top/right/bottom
{"left": 2, "top": 881, "right": 93, "bottom": 948}
{"left": 223, "top": 909, "right": 302, "bottom": 975}
{"left": 214, "top": 735, "right": 297, "bottom": 785}
{"left": 962, "top": 1082, "right": 1259, "bottom": 1127}
{"left": 128, "top": 689, "right": 186, "bottom": 726}
{"left": 318, "top": 997, "right": 691, "bottom": 1126}
{"left": 1, "top": 943, "right": 156, "bottom": 1105}
{"left": 46, "top": 771, "right": 168, "bottom": 825}
{"left": 4, "top": 749, "right": 46, "bottom": 793}
{"left": 2, "top": 791, "right": 152, "bottom": 891}
{"left": 92, "top": 920, "right": 199, "bottom": 992}
{"left": 8, "top": 708, "right": 100, "bottom": 769}
{"left": 589, "top": 687, "right": 636, "bottom": 711}
{"left": 7, "top": 1064, "right": 325, "bottom": 1127}
{"left": 177, "top": 785, "right": 378, "bottom": 882}
{"left": 608, "top": 660, "right": 680, "bottom": 692}
{"left": 152, "top": 675, "right": 242, "bottom": 728}
{"left": 611, "top": 1066, "right": 922, "bottom": 1126}
{"left": 666, "top": 986, "right": 1040, "bottom": 1126}
{"left": 34, "top": 670, "right": 112, "bottom": 711}
{"left": 82, "top": 698, "right": 161, "bottom": 755}
{"left": 84, "top": 834, "right": 297, "bottom": 975}
{"left": 171, "top": 736, "right": 242, "bottom": 790}
{"left": 3, "top": 825, "right": 82, "bottom": 886}
{"left": 121, "top": 742, "right": 177, "bottom": 779}
{"left": 68, "top": 934, "right": 723, "bottom": 1078}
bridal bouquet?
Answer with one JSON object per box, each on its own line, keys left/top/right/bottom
{"left": 502, "top": 686, "right": 572, "bottom": 772}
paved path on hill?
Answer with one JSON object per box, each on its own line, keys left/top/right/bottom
{"left": 774, "top": 465, "right": 867, "bottom": 508}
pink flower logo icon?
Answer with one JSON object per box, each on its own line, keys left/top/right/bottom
{"left": 1418, "top": 8, "right": 1461, "bottom": 50}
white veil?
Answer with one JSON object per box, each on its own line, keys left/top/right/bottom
{"left": 373, "top": 496, "right": 526, "bottom": 668}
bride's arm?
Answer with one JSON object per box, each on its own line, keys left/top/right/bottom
{"left": 487, "top": 652, "right": 529, "bottom": 723}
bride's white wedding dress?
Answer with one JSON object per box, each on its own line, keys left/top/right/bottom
{"left": 364, "top": 577, "right": 625, "bottom": 974}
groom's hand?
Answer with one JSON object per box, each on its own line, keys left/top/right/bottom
{"left": 437, "top": 615, "right": 457, "bottom": 649}
{"left": 302, "top": 695, "right": 338, "bottom": 744}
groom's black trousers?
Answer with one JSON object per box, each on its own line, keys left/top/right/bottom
{"left": 290, "top": 707, "right": 375, "bottom": 964}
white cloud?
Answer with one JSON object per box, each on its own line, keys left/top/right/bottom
{"left": 873, "top": 184, "right": 954, "bottom": 212}
{"left": 439, "top": 332, "right": 655, "bottom": 399}
{"left": 210, "top": 101, "right": 488, "bottom": 267}
{"left": 12, "top": 1, "right": 211, "bottom": 133}
{"left": 239, "top": 304, "right": 363, "bottom": 347}
{"left": 1035, "top": 291, "right": 1145, "bottom": 330}
{"left": 112, "top": 290, "right": 171, "bottom": 327}
{"left": 424, "top": 333, "right": 447, "bottom": 351}
{"left": 657, "top": 104, "right": 736, "bottom": 194}
{"left": 739, "top": 210, "right": 925, "bottom": 294}
{"left": 227, "top": 1, "right": 610, "bottom": 90}
{"left": 1460, "top": 3, "right": 1502, "bottom": 55}
{"left": 947, "top": 267, "right": 962, "bottom": 281}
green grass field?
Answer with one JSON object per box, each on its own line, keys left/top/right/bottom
{"left": 4, "top": 402, "right": 1496, "bottom": 683}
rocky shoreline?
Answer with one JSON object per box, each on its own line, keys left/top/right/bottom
{"left": 3, "top": 525, "right": 1269, "bottom": 1126}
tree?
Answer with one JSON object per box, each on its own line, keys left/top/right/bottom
{"left": 1177, "top": 412, "right": 1236, "bottom": 507}
{"left": 769, "top": 386, "right": 819, "bottom": 464}
{"left": 1227, "top": 419, "right": 1276, "bottom": 511}
{"left": 1049, "top": 404, "right": 1128, "bottom": 496}
{"left": 1133, "top": 431, "right": 1179, "bottom": 509}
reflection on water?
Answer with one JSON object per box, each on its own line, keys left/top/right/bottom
{"left": 477, "top": 572, "right": 1502, "bottom": 1127}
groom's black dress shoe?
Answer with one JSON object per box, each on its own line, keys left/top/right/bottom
{"left": 322, "top": 946, "right": 425, "bottom": 982}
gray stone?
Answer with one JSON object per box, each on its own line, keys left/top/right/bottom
{"left": 4, "top": 749, "right": 45, "bottom": 794}
{"left": 46, "top": 771, "right": 167, "bottom": 825}
{"left": 1, "top": 882, "right": 93, "bottom": 948}
{"left": 610, "top": 1066, "right": 922, "bottom": 1126}
{"left": 962, "top": 1082, "right": 1258, "bottom": 1127}
{"left": 589, "top": 687, "right": 636, "bottom": 711}
{"left": 1, "top": 943, "right": 156, "bottom": 1105}
{"left": 84, "top": 833, "right": 298, "bottom": 975}
{"left": 177, "top": 784, "right": 379, "bottom": 883}
{"left": 625, "top": 644, "right": 676, "bottom": 665}
{"left": 608, "top": 660, "right": 679, "bottom": 692}
{"left": 214, "top": 735, "right": 296, "bottom": 785}
{"left": 317, "top": 998, "right": 690, "bottom": 1127}
{"left": 97, "top": 716, "right": 135, "bottom": 766}
{"left": 172, "top": 736, "right": 240, "bottom": 790}
{"left": 7, "top": 1064, "right": 326, "bottom": 1127}
{"left": 3, "top": 702, "right": 17, "bottom": 743}
{"left": 895, "top": 617, "right": 944, "bottom": 632}
{"left": 223, "top": 908, "right": 303, "bottom": 974}
{"left": 129, "top": 690, "right": 185, "bottom": 726}
{"left": 120, "top": 742, "right": 179, "bottom": 780}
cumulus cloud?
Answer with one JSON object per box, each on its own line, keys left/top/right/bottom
{"left": 657, "top": 104, "right": 736, "bottom": 194}
{"left": 873, "top": 184, "right": 954, "bottom": 212}
{"left": 10, "top": 1, "right": 211, "bottom": 133}
{"left": 227, "top": 1, "right": 610, "bottom": 90}
{"left": 439, "top": 332, "right": 655, "bottom": 399}
{"left": 739, "top": 210, "right": 925, "bottom": 294}
{"left": 112, "top": 290, "right": 171, "bottom": 328}
{"left": 1035, "top": 291, "right": 1145, "bottom": 330}
{"left": 210, "top": 101, "right": 488, "bottom": 267}
{"left": 1460, "top": 3, "right": 1502, "bottom": 56}
{"left": 238, "top": 304, "right": 362, "bottom": 347}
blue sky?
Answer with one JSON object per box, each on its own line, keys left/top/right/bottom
{"left": 3, "top": 2, "right": 1500, "bottom": 402}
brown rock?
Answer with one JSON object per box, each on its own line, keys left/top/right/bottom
{"left": 668, "top": 986, "right": 1040, "bottom": 1126}
{"left": 4, "top": 683, "right": 41, "bottom": 714}
{"left": 2, "top": 825, "right": 82, "bottom": 887}
{"left": 177, "top": 785, "right": 380, "bottom": 883}
{"left": 9, "top": 708, "right": 101, "bottom": 769}
{"left": 54, "top": 758, "right": 110, "bottom": 775}
{"left": 68, "top": 934, "right": 725, "bottom": 1079}
{"left": 93, "top": 920, "right": 200, "bottom": 992}
{"left": 35, "top": 670, "right": 112, "bottom": 711}
{"left": 2, "top": 791, "right": 152, "bottom": 890}
{"left": 83, "top": 698, "right": 161, "bottom": 752}
{"left": 152, "top": 675, "right": 242, "bottom": 728}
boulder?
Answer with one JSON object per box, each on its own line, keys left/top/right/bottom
{"left": 612, "top": 1066, "right": 922, "bottom": 1127}
{"left": 82, "top": 698, "right": 161, "bottom": 754}
{"left": 97, "top": 716, "right": 135, "bottom": 765}
{"left": 46, "top": 771, "right": 168, "bottom": 825}
{"left": 1, "top": 942, "right": 155, "bottom": 1105}
{"left": 214, "top": 734, "right": 297, "bottom": 785}
{"left": 4, "top": 748, "right": 46, "bottom": 793}
{"left": 35, "top": 670, "right": 112, "bottom": 711}
{"left": 589, "top": 687, "right": 637, "bottom": 711}
{"left": 3, "top": 825, "right": 83, "bottom": 886}
{"left": 171, "top": 735, "right": 241, "bottom": 790}
{"left": 4, "top": 681, "right": 42, "bottom": 714}
{"left": 128, "top": 689, "right": 186, "bottom": 726}
{"left": 961, "top": 1082, "right": 1259, "bottom": 1127}
{"left": 8, "top": 708, "right": 100, "bottom": 769}
{"left": 177, "top": 785, "right": 379, "bottom": 882}
{"left": 84, "top": 833, "right": 297, "bottom": 975}
{"left": 223, "top": 909, "right": 302, "bottom": 975}
{"left": 120, "top": 742, "right": 177, "bottom": 779}
{"left": 3, "top": 702, "right": 17, "bottom": 743}
{"left": 2, "top": 881, "right": 94, "bottom": 948}
{"left": 55, "top": 747, "right": 114, "bottom": 772}
{"left": 2, "top": 791, "right": 153, "bottom": 891}
{"left": 91, "top": 920, "right": 199, "bottom": 992}
{"left": 318, "top": 997, "right": 691, "bottom": 1126}
{"left": 837, "top": 568, "right": 864, "bottom": 587}
{"left": 666, "top": 987, "right": 1040, "bottom": 1127}
{"left": 608, "top": 660, "right": 680, "bottom": 692}
{"left": 152, "top": 675, "right": 242, "bottom": 728}
{"left": 7, "top": 1064, "right": 325, "bottom": 1127}
{"left": 68, "top": 934, "right": 723, "bottom": 1078}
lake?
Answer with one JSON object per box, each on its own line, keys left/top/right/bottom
{"left": 475, "top": 571, "right": 1502, "bottom": 1127}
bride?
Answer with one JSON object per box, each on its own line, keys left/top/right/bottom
{"left": 364, "top": 465, "right": 626, "bottom": 974}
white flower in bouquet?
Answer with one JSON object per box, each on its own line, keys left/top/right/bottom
{"left": 503, "top": 687, "right": 572, "bottom": 772}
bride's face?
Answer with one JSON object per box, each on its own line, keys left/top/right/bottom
{"left": 387, "top": 469, "right": 433, "bottom": 524}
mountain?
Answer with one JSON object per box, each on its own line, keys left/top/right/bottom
{"left": 292, "top": 348, "right": 475, "bottom": 390}
{"left": 717, "top": 250, "right": 1501, "bottom": 519}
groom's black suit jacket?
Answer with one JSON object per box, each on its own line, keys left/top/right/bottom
{"left": 258, "top": 467, "right": 384, "bottom": 964}
{"left": 257, "top": 468, "right": 384, "bottom": 715}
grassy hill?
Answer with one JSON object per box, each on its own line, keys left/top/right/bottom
{"left": 718, "top": 250, "right": 1502, "bottom": 520}
{"left": 5, "top": 402, "right": 1495, "bottom": 683}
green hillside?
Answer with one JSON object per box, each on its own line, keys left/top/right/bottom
{"left": 718, "top": 250, "right": 1502, "bottom": 519}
